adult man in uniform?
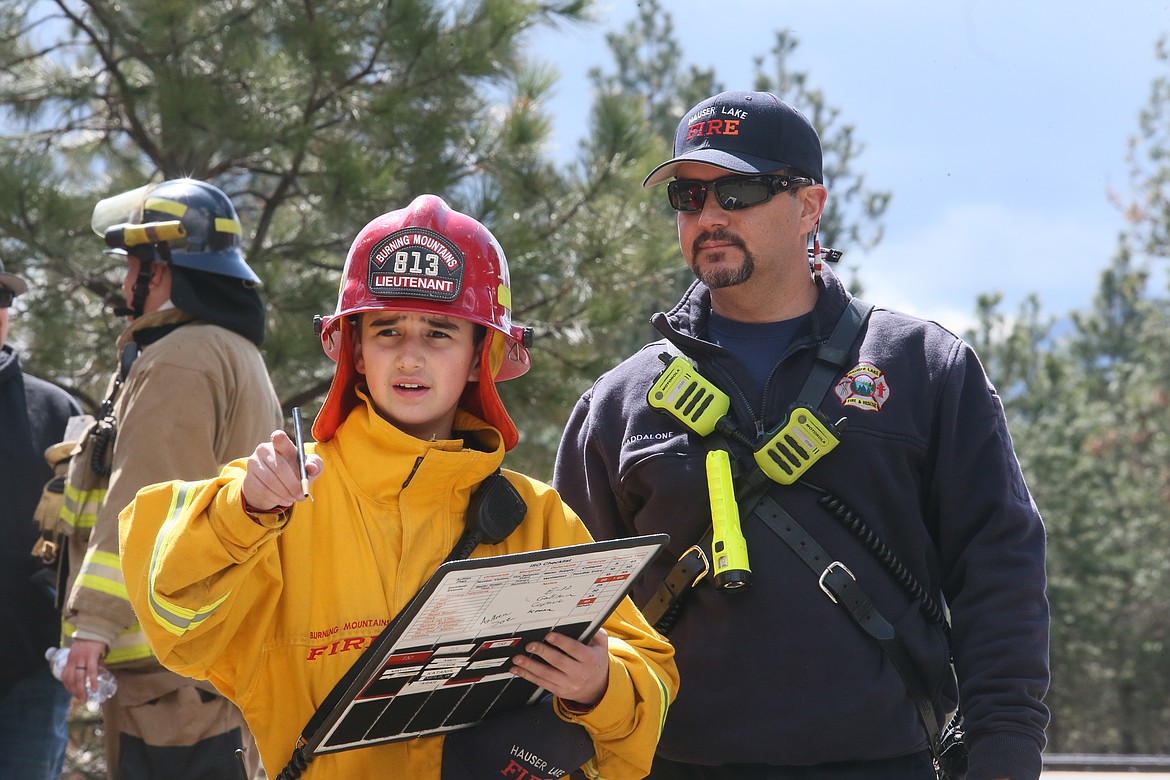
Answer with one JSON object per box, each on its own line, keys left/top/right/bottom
{"left": 554, "top": 91, "right": 1049, "bottom": 779}
{"left": 58, "top": 178, "right": 281, "bottom": 779}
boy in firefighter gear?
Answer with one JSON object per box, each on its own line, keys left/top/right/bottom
{"left": 57, "top": 178, "right": 280, "bottom": 779}
{"left": 119, "top": 195, "right": 678, "bottom": 780}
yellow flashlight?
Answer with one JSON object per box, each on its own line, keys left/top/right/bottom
{"left": 706, "top": 449, "right": 751, "bottom": 590}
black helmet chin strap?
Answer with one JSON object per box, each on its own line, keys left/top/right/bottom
{"left": 113, "top": 244, "right": 170, "bottom": 319}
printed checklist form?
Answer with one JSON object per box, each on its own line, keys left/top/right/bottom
{"left": 304, "top": 534, "right": 669, "bottom": 756}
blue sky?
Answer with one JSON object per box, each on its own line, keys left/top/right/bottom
{"left": 531, "top": 0, "right": 1169, "bottom": 333}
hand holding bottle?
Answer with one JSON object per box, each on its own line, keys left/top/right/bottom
{"left": 46, "top": 645, "right": 116, "bottom": 706}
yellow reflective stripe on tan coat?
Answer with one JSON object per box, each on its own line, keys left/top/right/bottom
{"left": 66, "top": 551, "right": 155, "bottom": 664}
{"left": 62, "top": 616, "right": 154, "bottom": 665}
{"left": 76, "top": 549, "right": 127, "bottom": 600}
{"left": 61, "top": 482, "right": 104, "bottom": 530}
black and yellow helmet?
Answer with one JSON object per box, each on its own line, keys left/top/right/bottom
{"left": 91, "top": 178, "right": 260, "bottom": 284}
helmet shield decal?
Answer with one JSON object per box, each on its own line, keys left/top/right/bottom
{"left": 367, "top": 228, "right": 463, "bottom": 302}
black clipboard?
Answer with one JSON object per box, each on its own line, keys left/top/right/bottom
{"left": 299, "top": 534, "right": 668, "bottom": 758}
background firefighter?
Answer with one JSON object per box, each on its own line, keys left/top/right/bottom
{"left": 57, "top": 178, "right": 280, "bottom": 779}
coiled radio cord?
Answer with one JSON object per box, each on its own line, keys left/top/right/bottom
{"left": 805, "top": 483, "right": 950, "bottom": 636}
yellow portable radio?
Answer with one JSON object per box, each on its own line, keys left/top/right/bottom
{"left": 753, "top": 407, "right": 840, "bottom": 485}
{"left": 647, "top": 355, "right": 730, "bottom": 437}
{"left": 648, "top": 353, "right": 840, "bottom": 485}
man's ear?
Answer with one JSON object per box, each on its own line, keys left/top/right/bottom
{"left": 799, "top": 185, "right": 828, "bottom": 231}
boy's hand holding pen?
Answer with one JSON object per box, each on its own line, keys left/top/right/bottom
{"left": 241, "top": 407, "right": 325, "bottom": 515}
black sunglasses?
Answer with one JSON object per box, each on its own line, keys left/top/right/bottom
{"left": 0, "top": 289, "right": 14, "bottom": 308}
{"left": 667, "top": 174, "right": 816, "bottom": 213}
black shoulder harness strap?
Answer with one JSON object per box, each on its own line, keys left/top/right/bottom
{"left": 641, "top": 297, "right": 946, "bottom": 753}
{"left": 746, "top": 491, "right": 942, "bottom": 752}
{"left": 796, "top": 293, "right": 871, "bottom": 409}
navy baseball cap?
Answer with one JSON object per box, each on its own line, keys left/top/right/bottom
{"left": 643, "top": 91, "right": 824, "bottom": 186}
{"left": 441, "top": 694, "right": 594, "bottom": 779}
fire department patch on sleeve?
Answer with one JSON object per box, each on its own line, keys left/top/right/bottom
{"left": 367, "top": 227, "right": 463, "bottom": 302}
{"left": 835, "top": 362, "right": 890, "bottom": 411}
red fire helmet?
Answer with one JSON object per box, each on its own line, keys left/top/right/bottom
{"left": 313, "top": 195, "right": 532, "bottom": 447}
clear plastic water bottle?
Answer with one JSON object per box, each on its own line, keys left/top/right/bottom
{"left": 45, "top": 647, "right": 117, "bottom": 707}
